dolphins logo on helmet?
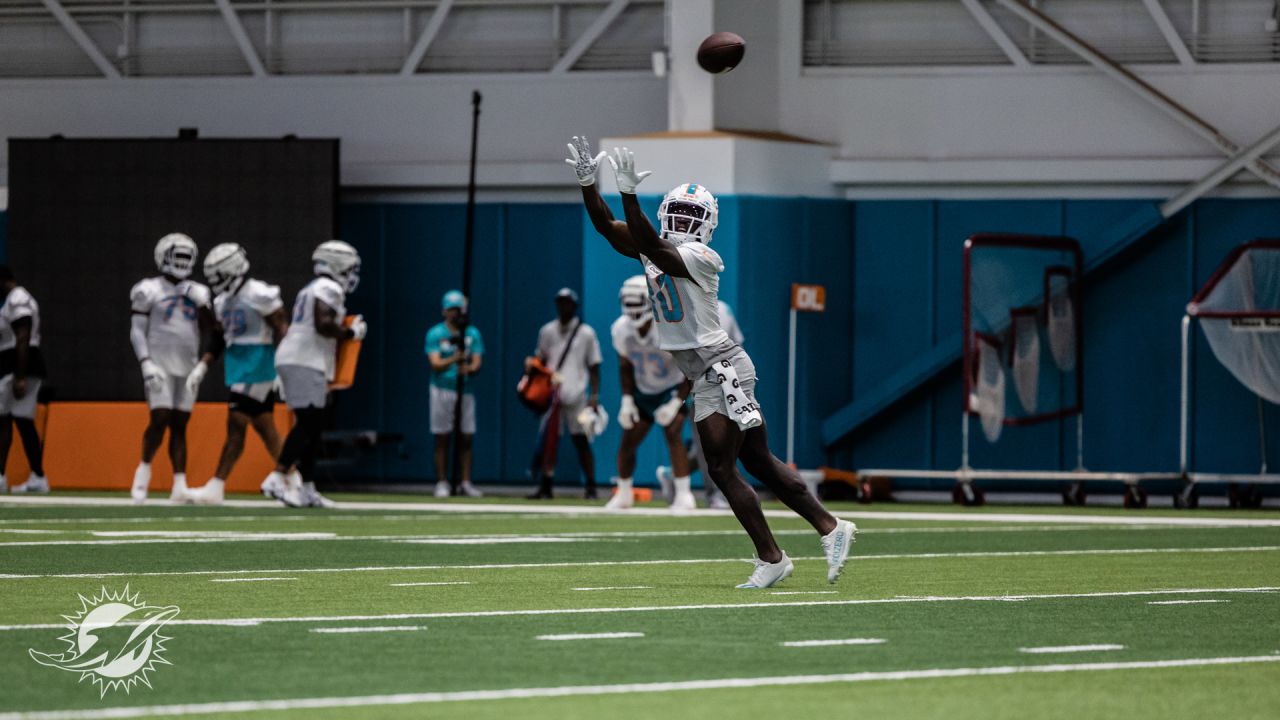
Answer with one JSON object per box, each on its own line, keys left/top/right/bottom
{"left": 312, "top": 240, "right": 361, "bottom": 293}
{"left": 203, "top": 243, "right": 250, "bottom": 296}
{"left": 657, "top": 183, "right": 718, "bottom": 245}
{"left": 28, "top": 586, "right": 179, "bottom": 697}
{"left": 619, "top": 275, "right": 652, "bottom": 328}
{"left": 154, "top": 233, "right": 198, "bottom": 279}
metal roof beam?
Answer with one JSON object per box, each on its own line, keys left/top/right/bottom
{"left": 215, "top": 0, "right": 267, "bottom": 77}
{"left": 40, "top": 0, "right": 121, "bottom": 78}
{"left": 959, "top": 0, "right": 1030, "bottom": 68}
{"left": 400, "top": 0, "right": 453, "bottom": 76}
{"left": 1141, "top": 0, "right": 1196, "bottom": 67}
{"left": 551, "top": 0, "right": 628, "bottom": 74}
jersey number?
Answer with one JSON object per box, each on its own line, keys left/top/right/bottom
{"left": 161, "top": 296, "right": 197, "bottom": 321}
{"left": 292, "top": 294, "right": 308, "bottom": 323}
{"left": 649, "top": 274, "right": 684, "bottom": 323}
{"left": 223, "top": 308, "right": 249, "bottom": 337}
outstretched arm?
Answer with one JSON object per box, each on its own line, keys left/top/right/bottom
{"left": 610, "top": 147, "right": 691, "bottom": 279}
{"left": 566, "top": 135, "right": 638, "bottom": 259}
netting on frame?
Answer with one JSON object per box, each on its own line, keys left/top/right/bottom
{"left": 1188, "top": 241, "right": 1280, "bottom": 404}
{"left": 964, "top": 234, "right": 1084, "bottom": 443}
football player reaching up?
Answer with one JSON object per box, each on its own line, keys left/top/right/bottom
{"left": 264, "top": 241, "right": 366, "bottom": 508}
{"left": 129, "top": 233, "right": 219, "bottom": 504}
{"left": 607, "top": 275, "right": 696, "bottom": 511}
{"left": 566, "top": 136, "right": 856, "bottom": 589}
{"left": 186, "top": 244, "right": 289, "bottom": 505}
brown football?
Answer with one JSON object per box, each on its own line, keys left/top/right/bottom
{"left": 696, "top": 31, "right": 745, "bottom": 74}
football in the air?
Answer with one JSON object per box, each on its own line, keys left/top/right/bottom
{"left": 696, "top": 32, "right": 745, "bottom": 74}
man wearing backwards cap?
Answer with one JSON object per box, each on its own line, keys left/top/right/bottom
{"left": 425, "top": 290, "right": 485, "bottom": 498}
{"left": 526, "top": 287, "right": 603, "bottom": 499}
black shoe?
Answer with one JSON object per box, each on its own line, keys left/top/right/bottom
{"left": 526, "top": 488, "right": 553, "bottom": 500}
{"left": 584, "top": 487, "right": 599, "bottom": 500}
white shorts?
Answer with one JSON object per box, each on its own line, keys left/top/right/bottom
{"left": 146, "top": 372, "right": 196, "bottom": 412}
{"left": 0, "top": 376, "right": 41, "bottom": 419}
{"left": 230, "top": 380, "right": 275, "bottom": 403}
{"left": 558, "top": 398, "right": 588, "bottom": 436}
{"left": 277, "top": 365, "right": 328, "bottom": 410}
{"left": 430, "top": 385, "right": 476, "bottom": 435}
{"left": 691, "top": 351, "right": 760, "bottom": 423}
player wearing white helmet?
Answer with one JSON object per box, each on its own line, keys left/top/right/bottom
{"left": 265, "top": 240, "right": 367, "bottom": 508}
{"left": 128, "top": 233, "right": 219, "bottom": 504}
{"left": 184, "top": 243, "right": 290, "bottom": 506}
{"left": 606, "top": 275, "right": 696, "bottom": 511}
{"left": 566, "top": 136, "right": 856, "bottom": 589}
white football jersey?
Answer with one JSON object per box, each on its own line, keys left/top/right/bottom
{"left": 130, "top": 276, "right": 212, "bottom": 376}
{"left": 275, "top": 277, "right": 346, "bottom": 378}
{"left": 215, "top": 278, "right": 283, "bottom": 346}
{"left": 610, "top": 316, "right": 680, "bottom": 395}
{"left": 640, "top": 244, "right": 730, "bottom": 353}
{"left": 0, "top": 286, "right": 41, "bottom": 351}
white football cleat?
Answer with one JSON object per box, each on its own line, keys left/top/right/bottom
{"left": 736, "top": 553, "right": 794, "bottom": 589}
{"left": 169, "top": 475, "right": 191, "bottom": 505}
{"left": 279, "top": 472, "right": 306, "bottom": 508}
{"left": 708, "top": 492, "right": 730, "bottom": 510}
{"left": 303, "top": 481, "right": 336, "bottom": 509}
{"left": 10, "top": 474, "right": 49, "bottom": 494}
{"left": 189, "top": 479, "right": 224, "bottom": 506}
{"left": 604, "top": 488, "right": 634, "bottom": 510}
{"left": 131, "top": 465, "right": 151, "bottom": 505}
{"left": 670, "top": 490, "right": 697, "bottom": 512}
{"left": 434, "top": 480, "right": 451, "bottom": 498}
{"left": 655, "top": 466, "right": 674, "bottom": 503}
{"left": 459, "top": 482, "right": 483, "bottom": 498}
{"left": 260, "top": 472, "right": 286, "bottom": 500}
{"left": 821, "top": 519, "right": 857, "bottom": 584}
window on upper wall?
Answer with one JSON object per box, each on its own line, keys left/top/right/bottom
{"left": 803, "top": 0, "right": 1280, "bottom": 68}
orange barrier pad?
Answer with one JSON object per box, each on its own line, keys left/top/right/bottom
{"left": 9, "top": 402, "right": 291, "bottom": 493}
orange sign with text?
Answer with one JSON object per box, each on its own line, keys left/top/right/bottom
{"left": 791, "top": 284, "right": 827, "bottom": 312}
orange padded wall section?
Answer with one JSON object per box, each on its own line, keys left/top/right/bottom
{"left": 13, "top": 402, "right": 291, "bottom": 493}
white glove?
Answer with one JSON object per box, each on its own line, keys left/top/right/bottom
{"left": 608, "top": 146, "right": 652, "bottom": 194}
{"left": 565, "top": 135, "right": 608, "bottom": 187}
{"left": 140, "top": 359, "right": 166, "bottom": 394}
{"left": 618, "top": 394, "right": 640, "bottom": 430}
{"left": 654, "top": 396, "right": 685, "bottom": 427}
{"left": 184, "top": 360, "right": 208, "bottom": 397}
{"left": 577, "top": 405, "right": 609, "bottom": 439}
{"left": 348, "top": 315, "right": 368, "bottom": 341}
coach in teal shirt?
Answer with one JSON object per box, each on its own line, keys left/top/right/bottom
{"left": 426, "top": 290, "right": 484, "bottom": 498}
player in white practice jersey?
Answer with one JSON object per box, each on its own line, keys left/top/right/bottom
{"left": 185, "top": 244, "right": 290, "bottom": 505}
{"left": 567, "top": 136, "right": 856, "bottom": 588}
{"left": 0, "top": 266, "right": 49, "bottom": 494}
{"left": 263, "top": 240, "right": 367, "bottom": 508}
{"left": 128, "top": 233, "right": 219, "bottom": 504}
{"left": 606, "top": 275, "right": 696, "bottom": 511}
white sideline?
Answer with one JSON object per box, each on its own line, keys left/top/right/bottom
{"left": 3, "top": 655, "right": 1277, "bottom": 719}
{"left": 536, "top": 632, "right": 644, "bottom": 641}
{"left": 1020, "top": 644, "right": 1126, "bottom": 654}
{"left": 390, "top": 581, "right": 472, "bottom": 587}
{"left": 3, "top": 546, "right": 1278, "bottom": 580}
{"left": 208, "top": 578, "right": 297, "bottom": 583}
{"left": 310, "top": 626, "right": 427, "bottom": 635}
{"left": 0, "top": 586, "right": 1274, "bottom": 632}
{"left": 1147, "top": 599, "right": 1230, "bottom": 605}
{"left": 4, "top": 494, "right": 1280, "bottom": 526}
{"left": 572, "top": 586, "right": 654, "bottom": 591}
{"left": 782, "top": 638, "right": 886, "bottom": 647}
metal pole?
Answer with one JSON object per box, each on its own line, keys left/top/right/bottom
{"left": 1179, "top": 314, "right": 1191, "bottom": 475}
{"left": 449, "top": 89, "right": 481, "bottom": 491}
{"left": 786, "top": 305, "right": 797, "bottom": 465}
{"left": 1257, "top": 396, "right": 1268, "bottom": 474}
{"left": 1075, "top": 413, "right": 1084, "bottom": 471}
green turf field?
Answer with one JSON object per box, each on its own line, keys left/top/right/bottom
{"left": 1, "top": 494, "right": 1277, "bottom": 719}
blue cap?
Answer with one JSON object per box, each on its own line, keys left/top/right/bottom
{"left": 555, "top": 287, "right": 579, "bottom": 304}
{"left": 442, "top": 290, "right": 467, "bottom": 311}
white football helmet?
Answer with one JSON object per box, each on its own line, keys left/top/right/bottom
{"left": 312, "top": 240, "right": 361, "bottom": 293}
{"left": 154, "top": 233, "right": 198, "bottom": 279}
{"left": 203, "top": 243, "right": 250, "bottom": 295}
{"left": 619, "top": 275, "right": 651, "bottom": 328}
{"left": 657, "top": 183, "right": 718, "bottom": 245}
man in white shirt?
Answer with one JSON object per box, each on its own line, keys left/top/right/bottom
{"left": 567, "top": 136, "right": 856, "bottom": 589}
{"left": 0, "top": 266, "right": 48, "bottom": 494}
{"left": 128, "top": 233, "right": 218, "bottom": 504}
{"left": 263, "top": 240, "right": 367, "bottom": 509}
{"left": 526, "top": 288, "right": 603, "bottom": 499}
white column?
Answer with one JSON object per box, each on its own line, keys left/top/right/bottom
{"left": 667, "top": 0, "right": 715, "bottom": 131}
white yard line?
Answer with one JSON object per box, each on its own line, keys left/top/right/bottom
{"left": 1020, "top": 644, "right": 1126, "bottom": 654}
{"left": 390, "top": 582, "right": 472, "bottom": 587}
{"left": 536, "top": 632, "right": 645, "bottom": 641}
{"left": 310, "top": 626, "right": 427, "bottom": 634}
{"left": 208, "top": 577, "right": 297, "bottom": 583}
{"left": 1147, "top": 599, "right": 1230, "bottom": 605}
{"left": 3, "top": 494, "right": 1279, "bottom": 526}
{"left": 3, "top": 655, "right": 1277, "bottom": 719}
{"left": 572, "top": 586, "right": 654, "bottom": 591}
{"left": 770, "top": 591, "right": 839, "bottom": 596}
{"left": 3, "top": 546, "right": 1278, "bottom": 580}
{"left": 782, "top": 638, "right": 886, "bottom": 647}
{"left": 0, "top": 586, "right": 1274, "bottom": 632}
